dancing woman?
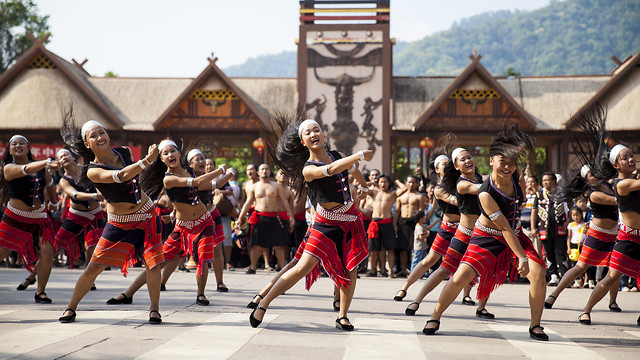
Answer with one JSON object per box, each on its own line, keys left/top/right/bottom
{"left": 249, "top": 116, "right": 372, "bottom": 331}
{"left": 579, "top": 143, "right": 640, "bottom": 325}
{"left": 422, "top": 126, "right": 549, "bottom": 341}
{"left": 53, "top": 148, "right": 106, "bottom": 272}
{"left": 405, "top": 148, "right": 493, "bottom": 319}
{"left": 0, "top": 135, "right": 59, "bottom": 303}
{"left": 394, "top": 153, "right": 465, "bottom": 301}
{"left": 106, "top": 140, "right": 231, "bottom": 306}
{"left": 58, "top": 119, "right": 164, "bottom": 324}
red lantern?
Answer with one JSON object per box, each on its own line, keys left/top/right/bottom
{"left": 419, "top": 137, "right": 434, "bottom": 150}
{"left": 252, "top": 137, "right": 265, "bottom": 156}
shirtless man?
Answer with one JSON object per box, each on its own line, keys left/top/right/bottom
{"left": 274, "top": 169, "right": 295, "bottom": 269}
{"left": 366, "top": 174, "right": 407, "bottom": 278}
{"left": 360, "top": 169, "right": 379, "bottom": 275}
{"left": 394, "top": 175, "right": 427, "bottom": 277}
{"left": 237, "top": 164, "right": 294, "bottom": 274}
{"left": 240, "top": 164, "right": 259, "bottom": 209}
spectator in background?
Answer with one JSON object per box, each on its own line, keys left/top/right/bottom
{"left": 523, "top": 175, "right": 540, "bottom": 256}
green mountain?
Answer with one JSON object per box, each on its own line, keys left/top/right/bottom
{"left": 224, "top": 0, "right": 640, "bottom": 77}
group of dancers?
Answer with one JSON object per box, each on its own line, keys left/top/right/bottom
{"left": 1, "top": 105, "right": 638, "bottom": 340}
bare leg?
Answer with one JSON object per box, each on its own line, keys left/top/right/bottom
{"left": 425, "top": 264, "right": 478, "bottom": 330}
{"left": 146, "top": 265, "right": 161, "bottom": 312}
{"left": 386, "top": 250, "right": 396, "bottom": 277}
{"left": 398, "top": 252, "right": 443, "bottom": 293}
{"left": 380, "top": 248, "right": 387, "bottom": 274}
{"left": 115, "top": 258, "right": 175, "bottom": 299}
{"left": 85, "top": 245, "right": 96, "bottom": 267}
{"left": 608, "top": 279, "right": 619, "bottom": 306}
{"left": 196, "top": 264, "right": 208, "bottom": 296}
{"left": 462, "top": 284, "right": 473, "bottom": 299}
{"left": 212, "top": 244, "right": 224, "bottom": 285}
{"left": 249, "top": 246, "right": 264, "bottom": 271}
{"left": 526, "top": 260, "right": 547, "bottom": 331}
{"left": 262, "top": 249, "right": 271, "bottom": 269}
{"left": 61, "top": 263, "right": 107, "bottom": 316}
{"left": 35, "top": 241, "right": 54, "bottom": 295}
{"left": 337, "top": 269, "right": 358, "bottom": 326}
{"left": 368, "top": 251, "right": 379, "bottom": 275}
{"left": 223, "top": 246, "right": 233, "bottom": 268}
{"left": 161, "top": 256, "right": 181, "bottom": 286}
{"left": 582, "top": 270, "right": 623, "bottom": 320}
{"left": 547, "top": 262, "right": 588, "bottom": 306}
{"left": 249, "top": 259, "right": 300, "bottom": 306}
{"left": 252, "top": 253, "right": 319, "bottom": 322}
{"left": 274, "top": 246, "right": 288, "bottom": 270}
{"left": 411, "top": 267, "right": 450, "bottom": 305}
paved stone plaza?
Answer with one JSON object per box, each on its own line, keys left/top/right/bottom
{"left": 1, "top": 267, "right": 639, "bottom": 359}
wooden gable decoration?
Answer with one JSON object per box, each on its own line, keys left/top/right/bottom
{"left": 0, "top": 33, "right": 124, "bottom": 129}
{"left": 154, "top": 56, "right": 267, "bottom": 131}
{"left": 413, "top": 54, "right": 536, "bottom": 132}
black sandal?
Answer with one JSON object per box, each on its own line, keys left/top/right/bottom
{"left": 476, "top": 308, "right": 495, "bottom": 319}
{"left": 247, "top": 294, "right": 264, "bottom": 309}
{"left": 335, "top": 316, "right": 354, "bottom": 331}
{"left": 579, "top": 312, "right": 591, "bottom": 325}
{"left": 462, "top": 295, "right": 476, "bottom": 306}
{"left": 544, "top": 294, "right": 556, "bottom": 309}
{"left": 106, "top": 293, "right": 133, "bottom": 305}
{"left": 217, "top": 283, "right": 229, "bottom": 292}
{"left": 422, "top": 319, "right": 440, "bottom": 335}
{"left": 405, "top": 302, "right": 420, "bottom": 316}
{"left": 333, "top": 299, "right": 340, "bottom": 312}
{"left": 34, "top": 292, "right": 52, "bottom": 304}
{"left": 149, "top": 310, "right": 162, "bottom": 324}
{"left": 196, "top": 294, "right": 210, "bottom": 306}
{"left": 608, "top": 302, "right": 622, "bottom": 312}
{"left": 394, "top": 289, "right": 407, "bottom": 301}
{"left": 250, "top": 306, "right": 266, "bottom": 328}
{"left": 59, "top": 308, "right": 76, "bottom": 323}
{"left": 17, "top": 277, "right": 35, "bottom": 291}
{"left": 529, "top": 325, "right": 549, "bottom": 341}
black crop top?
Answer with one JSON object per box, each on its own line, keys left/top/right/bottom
{"left": 63, "top": 174, "right": 96, "bottom": 208}
{"left": 436, "top": 184, "right": 460, "bottom": 216}
{"left": 613, "top": 178, "right": 640, "bottom": 215}
{"left": 7, "top": 164, "right": 46, "bottom": 207}
{"left": 479, "top": 174, "right": 523, "bottom": 229}
{"left": 198, "top": 189, "right": 214, "bottom": 207}
{"left": 305, "top": 150, "right": 352, "bottom": 207}
{"left": 588, "top": 185, "right": 619, "bottom": 221}
{"left": 165, "top": 168, "right": 200, "bottom": 206}
{"left": 456, "top": 174, "right": 482, "bottom": 216}
{"left": 88, "top": 147, "right": 142, "bottom": 204}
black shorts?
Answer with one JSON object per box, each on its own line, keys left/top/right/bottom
{"left": 249, "top": 215, "right": 288, "bottom": 248}
{"left": 396, "top": 217, "right": 415, "bottom": 250}
{"left": 368, "top": 219, "right": 396, "bottom": 251}
{"left": 290, "top": 219, "right": 308, "bottom": 248}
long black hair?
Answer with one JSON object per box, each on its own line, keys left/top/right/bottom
{"left": 263, "top": 109, "right": 321, "bottom": 200}
{"left": 558, "top": 171, "right": 587, "bottom": 204}
{"left": 59, "top": 106, "right": 95, "bottom": 186}
{"left": 0, "top": 137, "right": 37, "bottom": 208}
{"left": 489, "top": 124, "right": 535, "bottom": 182}
{"left": 572, "top": 103, "right": 617, "bottom": 181}
{"left": 441, "top": 149, "right": 483, "bottom": 194}
{"left": 140, "top": 139, "right": 187, "bottom": 201}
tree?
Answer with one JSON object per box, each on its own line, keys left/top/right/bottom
{"left": 0, "top": 0, "right": 49, "bottom": 74}
{"left": 504, "top": 67, "right": 521, "bottom": 77}
{"left": 104, "top": 71, "right": 119, "bottom": 77}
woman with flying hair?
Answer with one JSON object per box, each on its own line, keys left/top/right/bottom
{"left": 578, "top": 130, "right": 640, "bottom": 326}
{"left": 0, "top": 134, "right": 59, "bottom": 304}
{"left": 58, "top": 118, "right": 164, "bottom": 324}
{"left": 105, "top": 140, "right": 232, "bottom": 307}
{"left": 404, "top": 147, "right": 494, "bottom": 319}
{"left": 545, "top": 104, "right": 621, "bottom": 312}
{"left": 248, "top": 113, "right": 372, "bottom": 331}
{"left": 422, "top": 125, "right": 549, "bottom": 341}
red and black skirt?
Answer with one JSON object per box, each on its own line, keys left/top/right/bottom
{"left": 609, "top": 224, "right": 640, "bottom": 281}
{"left": 578, "top": 223, "right": 617, "bottom": 267}
{"left": 0, "top": 204, "right": 54, "bottom": 273}
{"left": 431, "top": 220, "right": 458, "bottom": 257}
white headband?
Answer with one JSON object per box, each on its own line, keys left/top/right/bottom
{"left": 609, "top": 144, "right": 628, "bottom": 165}
{"left": 81, "top": 120, "right": 104, "bottom": 141}
{"left": 187, "top": 149, "right": 204, "bottom": 162}
{"left": 580, "top": 164, "right": 590, "bottom": 179}
{"left": 9, "top": 135, "right": 28, "bottom": 144}
{"left": 158, "top": 140, "right": 177, "bottom": 152}
{"left": 434, "top": 155, "right": 448, "bottom": 168}
{"left": 57, "top": 148, "right": 72, "bottom": 158}
{"left": 451, "top": 148, "right": 466, "bottom": 161}
{"left": 298, "top": 119, "right": 320, "bottom": 138}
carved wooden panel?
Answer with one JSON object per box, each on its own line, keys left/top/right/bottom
{"left": 159, "top": 94, "right": 263, "bottom": 130}
{"left": 419, "top": 97, "right": 529, "bottom": 131}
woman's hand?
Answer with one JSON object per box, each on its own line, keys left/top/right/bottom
{"left": 517, "top": 260, "right": 530, "bottom": 277}
{"left": 145, "top": 144, "right": 159, "bottom": 163}
{"left": 362, "top": 150, "right": 374, "bottom": 162}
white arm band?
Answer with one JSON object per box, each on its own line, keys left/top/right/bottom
{"left": 211, "top": 180, "right": 217, "bottom": 189}
{"left": 21, "top": 165, "right": 28, "bottom": 176}
{"left": 46, "top": 158, "right": 52, "bottom": 167}
{"left": 488, "top": 210, "right": 502, "bottom": 221}
{"left": 358, "top": 151, "right": 365, "bottom": 161}
{"left": 93, "top": 193, "right": 98, "bottom": 200}
{"left": 72, "top": 191, "right": 78, "bottom": 200}
{"left": 186, "top": 177, "right": 194, "bottom": 187}
{"left": 137, "top": 160, "right": 147, "bottom": 169}
{"left": 476, "top": 184, "right": 482, "bottom": 191}
{"left": 321, "top": 165, "right": 330, "bottom": 177}
{"left": 46, "top": 178, "right": 54, "bottom": 187}
{"left": 449, "top": 195, "right": 456, "bottom": 205}
{"left": 518, "top": 257, "right": 529, "bottom": 265}
{"left": 348, "top": 164, "right": 357, "bottom": 173}
{"left": 112, "top": 170, "right": 123, "bottom": 183}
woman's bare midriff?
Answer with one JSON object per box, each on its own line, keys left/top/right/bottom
{"left": 173, "top": 202, "right": 208, "bottom": 221}
{"left": 9, "top": 198, "right": 42, "bottom": 212}
{"left": 319, "top": 201, "right": 342, "bottom": 211}
{"left": 107, "top": 193, "right": 150, "bottom": 215}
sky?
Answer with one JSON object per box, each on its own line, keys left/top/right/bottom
{"left": 34, "top": 0, "right": 551, "bottom": 78}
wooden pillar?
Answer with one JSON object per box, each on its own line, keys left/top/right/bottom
{"left": 561, "top": 133, "right": 569, "bottom": 174}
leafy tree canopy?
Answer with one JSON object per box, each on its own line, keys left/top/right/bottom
{"left": 0, "top": 0, "right": 49, "bottom": 74}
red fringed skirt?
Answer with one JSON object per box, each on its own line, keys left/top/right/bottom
{"left": 609, "top": 224, "right": 640, "bottom": 281}
{"left": 53, "top": 206, "right": 105, "bottom": 269}
{"left": 164, "top": 210, "right": 219, "bottom": 276}
{"left": 431, "top": 220, "right": 458, "bottom": 256}
{"left": 91, "top": 199, "right": 164, "bottom": 276}
{"left": 461, "top": 223, "right": 543, "bottom": 300}
{"left": 578, "top": 223, "right": 617, "bottom": 267}
{"left": 303, "top": 201, "right": 368, "bottom": 290}
{"left": 0, "top": 204, "right": 54, "bottom": 273}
